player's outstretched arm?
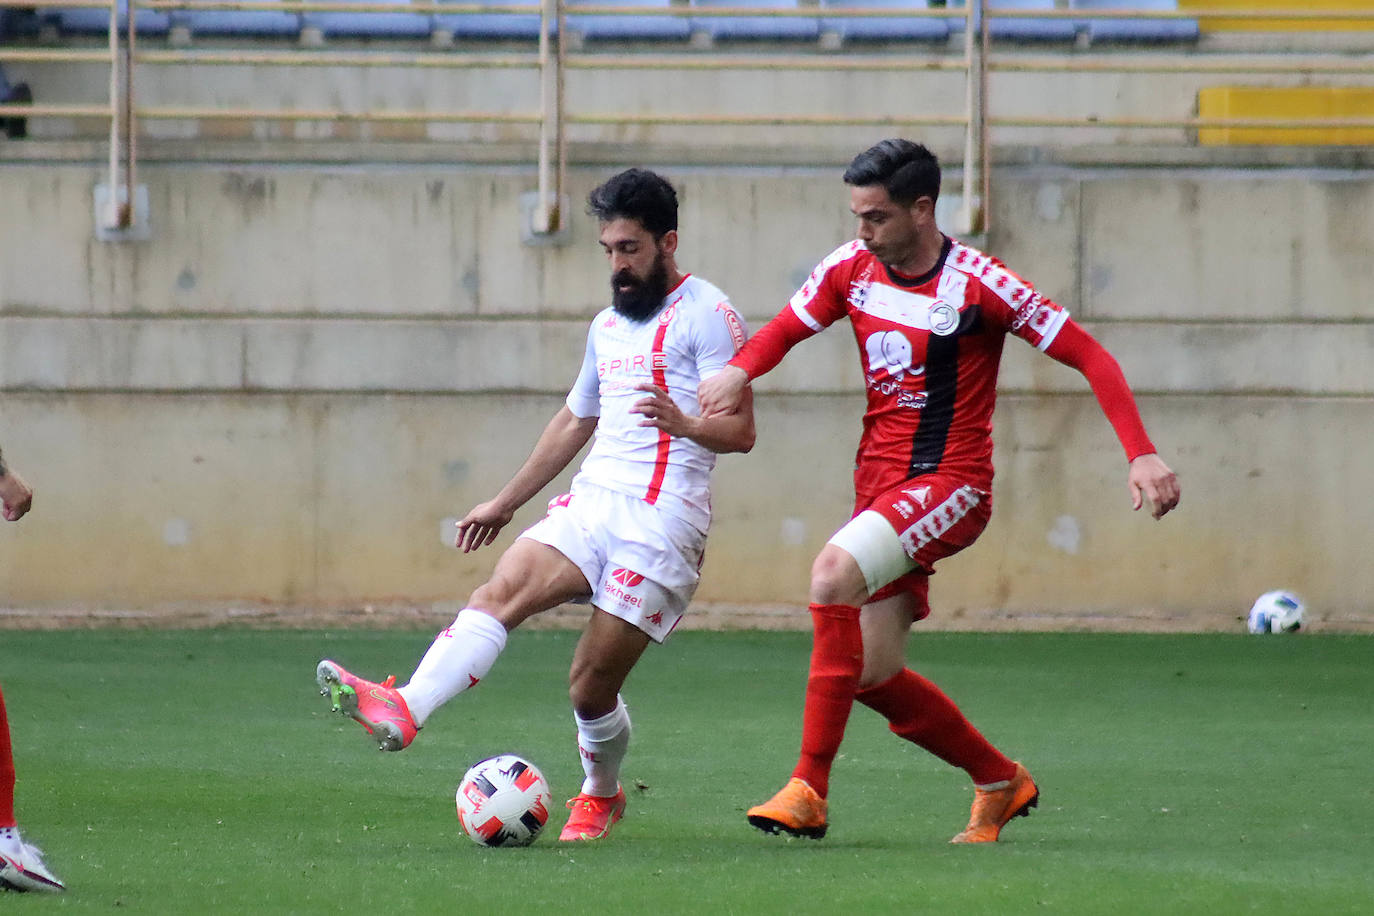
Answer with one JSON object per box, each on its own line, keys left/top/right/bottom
{"left": 0, "top": 448, "right": 33, "bottom": 521}
{"left": 454, "top": 407, "right": 597, "bottom": 553}
{"left": 1128, "top": 453, "right": 1180, "bottom": 520}
{"left": 633, "top": 381, "right": 755, "bottom": 454}
{"left": 1044, "top": 320, "right": 1181, "bottom": 519}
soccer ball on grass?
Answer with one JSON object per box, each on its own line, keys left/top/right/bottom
{"left": 1246, "top": 590, "right": 1305, "bottom": 634}
{"left": 455, "top": 755, "right": 552, "bottom": 847}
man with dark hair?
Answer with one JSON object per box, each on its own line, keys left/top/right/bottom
{"left": 0, "top": 447, "right": 65, "bottom": 893}
{"left": 316, "top": 168, "right": 756, "bottom": 842}
{"left": 700, "top": 138, "right": 1179, "bottom": 844}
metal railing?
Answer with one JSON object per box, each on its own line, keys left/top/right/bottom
{"left": 3, "top": 2, "right": 1374, "bottom": 236}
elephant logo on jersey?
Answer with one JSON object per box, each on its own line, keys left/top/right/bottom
{"left": 864, "top": 330, "right": 919, "bottom": 381}
{"left": 928, "top": 300, "right": 960, "bottom": 336}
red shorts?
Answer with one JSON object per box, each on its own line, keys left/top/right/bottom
{"left": 852, "top": 471, "right": 992, "bottom": 612}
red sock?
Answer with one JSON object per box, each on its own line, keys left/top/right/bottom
{"left": 0, "top": 683, "right": 16, "bottom": 827}
{"left": 856, "top": 668, "right": 1016, "bottom": 786}
{"left": 791, "top": 603, "right": 863, "bottom": 798}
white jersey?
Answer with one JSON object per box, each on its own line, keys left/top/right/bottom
{"left": 565, "top": 274, "right": 748, "bottom": 532}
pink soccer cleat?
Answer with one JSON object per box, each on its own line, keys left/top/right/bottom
{"left": 558, "top": 787, "right": 627, "bottom": 842}
{"left": 316, "top": 659, "right": 418, "bottom": 751}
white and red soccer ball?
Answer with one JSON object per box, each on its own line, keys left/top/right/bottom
{"left": 455, "top": 755, "right": 552, "bottom": 847}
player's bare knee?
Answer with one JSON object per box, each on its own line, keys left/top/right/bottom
{"left": 466, "top": 581, "right": 523, "bottom": 629}
{"left": 809, "top": 548, "right": 868, "bottom": 607}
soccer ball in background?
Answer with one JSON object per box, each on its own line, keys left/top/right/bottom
{"left": 455, "top": 755, "right": 552, "bottom": 847}
{"left": 1246, "top": 590, "right": 1306, "bottom": 634}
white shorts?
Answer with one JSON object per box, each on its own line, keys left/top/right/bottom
{"left": 518, "top": 484, "right": 706, "bottom": 643}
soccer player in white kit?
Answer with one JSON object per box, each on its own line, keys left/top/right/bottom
{"left": 316, "top": 169, "right": 755, "bottom": 842}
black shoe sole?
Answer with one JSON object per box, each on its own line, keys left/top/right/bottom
{"left": 748, "top": 813, "right": 827, "bottom": 839}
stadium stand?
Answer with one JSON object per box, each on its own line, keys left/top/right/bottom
{"left": 689, "top": 0, "right": 822, "bottom": 43}
{"left": 568, "top": 0, "right": 692, "bottom": 42}
{"left": 1072, "top": 0, "right": 1198, "bottom": 44}
{"left": 301, "top": 0, "right": 432, "bottom": 39}
{"left": 819, "top": 0, "right": 950, "bottom": 44}
{"left": 40, "top": 0, "right": 171, "bottom": 36}
{"left": 433, "top": 0, "right": 546, "bottom": 41}
{"left": 948, "top": 0, "right": 1078, "bottom": 42}
{"left": 169, "top": 1, "right": 302, "bottom": 40}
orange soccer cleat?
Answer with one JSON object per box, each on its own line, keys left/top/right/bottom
{"left": 316, "top": 659, "right": 418, "bottom": 752}
{"left": 746, "top": 777, "right": 828, "bottom": 839}
{"left": 950, "top": 761, "right": 1039, "bottom": 844}
{"left": 558, "top": 788, "right": 627, "bottom": 841}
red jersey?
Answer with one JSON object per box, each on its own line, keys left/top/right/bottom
{"left": 744, "top": 236, "right": 1070, "bottom": 494}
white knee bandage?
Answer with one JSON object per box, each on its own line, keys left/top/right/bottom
{"left": 827, "top": 510, "right": 918, "bottom": 597}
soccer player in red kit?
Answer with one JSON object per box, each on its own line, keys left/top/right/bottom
{"left": 698, "top": 139, "right": 1180, "bottom": 843}
{"left": 0, "top": 448, "right": 64, "bottom": 892}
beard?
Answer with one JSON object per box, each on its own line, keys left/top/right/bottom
{"left": 611, "top": 253, "right": 671, "bottom": 322}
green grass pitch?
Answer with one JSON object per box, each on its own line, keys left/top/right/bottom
{"left": 2, "top": 628, "right": 1371, "bottom": 913}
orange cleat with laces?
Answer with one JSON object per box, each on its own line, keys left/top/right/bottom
{"left": 950, "top": 762, "right": 1039, "bottom": 843}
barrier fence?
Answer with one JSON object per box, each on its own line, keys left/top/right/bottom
{"left": 2, "top": 1, "right": 1373, "bottom": 235}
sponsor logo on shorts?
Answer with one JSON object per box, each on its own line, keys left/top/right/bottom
{"left": 903, "top": 486, "right": 932, "bottom": 508}
{"left": 603, "top": 567, "right": 647, "bottom": 608}
{"left": 611, "top": 568, "right": 644, "bottom": 587}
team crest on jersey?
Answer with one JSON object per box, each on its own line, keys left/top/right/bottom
{"left": 928, "top": 300, "right": 960, "bottom": 336}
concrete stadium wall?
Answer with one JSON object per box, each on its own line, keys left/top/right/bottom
{"left": 1, "top": 157, "right": 1371, "bottom": 631}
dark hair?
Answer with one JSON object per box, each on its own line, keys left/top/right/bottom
{"left": 587, "top": 168, "right": 679, "bottom": 238}
{"left": 843, "top": 139, "right": 941, "bottom": 207}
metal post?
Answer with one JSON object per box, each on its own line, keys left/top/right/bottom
{"left": 123, "top": 0, "right": 137, "bottom": 230}
{"left": 105, "top": 0, "right": 121, "bottom": 229}
{"left": 534, "top": 0, "right": 565, "bottom": 235}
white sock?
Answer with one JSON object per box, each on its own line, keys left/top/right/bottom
{"left": 397, "top": 608, "right": 508, "bottom": 726}
{"left": 575, "top": 695, "right": 631, "bottom": 798}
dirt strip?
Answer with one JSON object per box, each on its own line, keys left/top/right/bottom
{"left": 1, "top": 602, "right": 1370, "bottom": 634}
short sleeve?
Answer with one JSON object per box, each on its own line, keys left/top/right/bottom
{"left": 694, "top": 298, "right": 751, "bottom": 381}
{"left": 565, "top": 321, "right": 601, "bottom": 418}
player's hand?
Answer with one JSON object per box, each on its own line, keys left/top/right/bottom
{"left": 697, "top": 365, "right": 749, "bottom": 418}
{"left": 455, "top": 499, "right": 514, "bottom": 553}
{"left": 0, "top": 468, "right": 33, "bottom": 522}
{"left": 632, "top": 382, "right": 698, "bottom": 438}
{"left": 1128, "top": 453, "right": 1180, "bottom": 520}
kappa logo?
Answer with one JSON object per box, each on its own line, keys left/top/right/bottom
{"left": 647, "top": 611, "right": 664, "bottom": 627}
{"left": 611, "top": 568, "right": 645, "bottom": 587}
